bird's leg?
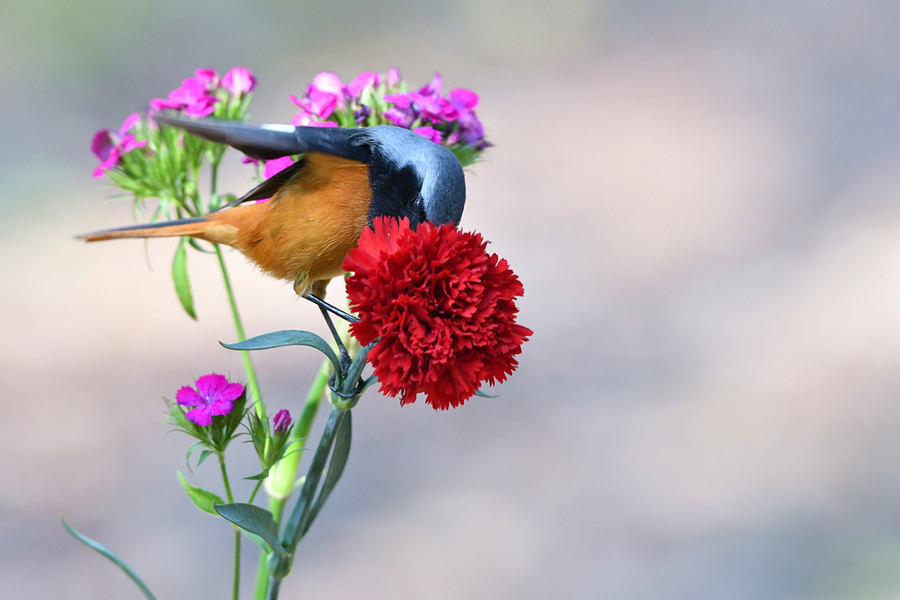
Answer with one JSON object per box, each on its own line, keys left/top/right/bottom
{"left": 325, "top": 308, "right": 352, "bottom": 371}
{"left": 305, "top": 295, "right": 362, "bottom": 397}
{"left": 304, "top": 292, "right": 359, "bottom": 325}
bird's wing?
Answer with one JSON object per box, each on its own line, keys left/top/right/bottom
{"left": 151, "top": 112, "right": 372, "bottom": 162}
{"left": 213, "top": 159, "right": 307, "bottom": 211}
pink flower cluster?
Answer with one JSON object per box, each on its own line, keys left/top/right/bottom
{"left": 288, "top": 70, "right": 387, "bottom": 128}
{"left": 383, "top": 73, "right": 486, "bottom": 148}
{"left": 90, "top": 113, "right": 147, "bottom": 178}
{"left": 286, "top": 69, "right": 487, "bottom": 149}
{"left": 150, "top": 67, "right": 256, "bottom": 117}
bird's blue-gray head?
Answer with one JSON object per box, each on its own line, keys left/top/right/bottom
{"left": 362, "top": 125, "right": 466, "bottom": 227}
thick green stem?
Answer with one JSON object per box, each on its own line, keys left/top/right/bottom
{"left": 214, "top": 245, "right": 263, "bottom": 414}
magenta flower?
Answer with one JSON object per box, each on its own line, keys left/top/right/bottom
{"left": 289, "top": 109, "right": 339, "bottom": 128}
{"left": 416, "top": 72, "right": 442, "bottom": 97}
{"left": 222, "top": 67, "right": 256, "bottom": 95}
{"left": 150, "top": 70, "right": 220, "bottom": 117}
{"left": 91, "top": 113, "right": 147, "bottom": 177}
{"left": 347, "top": 72, "right": 380, "bottom": 98}
{"left": 413, "top": 126, "right": 442, "bottom": 144}
{"left": 272, "top": 409, "right": 292, "bottom": 434}
{"left": 288, "top": 71, "right": 349, "bottom": 120}
{"left": 193, "top": 69, "right": 218, "bottom": 86}
{"left": 310, "top": 72, "right": 343, "bottom": 96}
{"left": 176, "top": 374, "right": 244, "bottom": 427}
{"left": 386, "top": 67, "right": 401, "bottom": 89}
{"left": 263, "top": 156, "right": 294, "bottom": 178}
{"left": 384, "top": 73, "right": 458, "bottom": 125}
{"left": 383, "top": 92, "right": 412, "bottom": 109}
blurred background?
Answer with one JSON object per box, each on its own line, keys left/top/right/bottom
{"left": 2, "top": 1, "right": 899, "bottom": 598}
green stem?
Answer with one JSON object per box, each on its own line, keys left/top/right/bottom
{"left": 252, "top": 358, "right": 332, "bottom": 600}
{"left": 248, "top": 479, "right": 263, "bottom": 504}
{"left": 219, "top": 453, "right": 240, "bottom": 600}
{"left": 214, "top": 245, "right": 263, "bottom": 414}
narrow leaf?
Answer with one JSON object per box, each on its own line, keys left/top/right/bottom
{"left": 196, "top": 449, "right": 213, "bottom": 467}
{"left": 359, "top": 375, "right": 378, "bottom": 394}
{"left": 222, "top": 330, "right": 341, "bottom": 374}
{"left": 214, "top": 503, "right": 287, "bottom": 558}
{"left": 340, "top": 343, "right": 373, "bottom": 396}
{"left": 60, "top": 516, "right": 158, "bottom": 600}
{"left": 280, "top": 406, "right": 345, "bottom": 553}
{"left": 474, "top": 389, "right": 499, "bottom": 398}
{"left": 176, "top": 472, "right": 225, "bottom": 515}
{"left": 303, "top": 409, "right": 352, "bottom": 536}
{"left": 171, "top": 237, "right": 197, "bottom": 319}
{"left": 185, "top": 441, "right": 205, "bottom": 469}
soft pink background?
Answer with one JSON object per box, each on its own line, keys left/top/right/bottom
{"left": 2, "top": 2, "right": 899, "bottom": 598}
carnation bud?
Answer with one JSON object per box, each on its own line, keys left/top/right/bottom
{"left": 273, "top": 409, "right": 292, "bottom": 435}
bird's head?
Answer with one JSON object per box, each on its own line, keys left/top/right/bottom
{"left": 363, "top": 126, "right": 466, "bottom": 228}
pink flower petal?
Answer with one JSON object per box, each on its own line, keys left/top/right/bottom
{"left": 384, "top": 93, "right": 412, "bottom": 109}
{"left": 118, "top": 113, "right": 142, "bottom": 136}
{"left": 347, "top": 72, "right": 380, "bottom": 97}
{"left": 194, "top": 373, "right": 230, "bottom": 398}
{"left": 264, "top": 156, "right": 294, "bottom": 178}
{"left": 413, "top": 126, "right": 443, "bottom": 144}
{"left": 149, "top": 98, "right": 184, "bottom": 111}
{"left": 184, "top": 405, "right": 214, "bottom": 427}
{"left": 169, "top": 78, "right": 207, "bottom": 104}
{"left": 91, "top": 129, "right": 114, "bottom": 161}
{"left": 194, "top": 69, "right": 218, "bottom": 85}
{"left": 176, "top": 385, "right": 203, "bottom": 407}
{"left": 386, "top": 68, "right": 401, "bottom": 88}
{"left": 448, "top": 89, "right": 479, "bottom": 110}
{"left": 222, "top": 67, "right": 256, "bottom": 95}
{"left": 310, "top": 72, "right": 344, "bottom": 96}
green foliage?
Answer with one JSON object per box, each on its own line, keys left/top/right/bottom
{"left": 60, "top": 516, "right": 158, "bottom": 600}
{"left": 177, "top": 471, "right": 225, "bottom": 515}
{"left": 171, "top": 237, "right": 196, "bottom": 319}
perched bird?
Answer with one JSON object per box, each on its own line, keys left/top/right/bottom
{"left": 80, "top": 112, "right": 466, "bottom": 298}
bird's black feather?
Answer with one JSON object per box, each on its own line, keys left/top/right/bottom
{"left": 151, "top": 112, "right": 371, "bottom": 163}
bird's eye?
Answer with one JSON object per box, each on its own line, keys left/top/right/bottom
{"left": 417, "top": 197, "right": 427, "bottom": 224}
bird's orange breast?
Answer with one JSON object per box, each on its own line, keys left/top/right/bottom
{"left": 212, "top": 153, "right": 372, "bottom": 294}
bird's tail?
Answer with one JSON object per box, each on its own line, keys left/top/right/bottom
{"left": 78, "top": 216, "right": 239, "bottom": 246}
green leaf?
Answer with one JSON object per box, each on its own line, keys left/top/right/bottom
{"left": 303, "top": 409, "right": 352, "bottom": 537}
{"left": 171, "top": 237, "right": 197, "bottom": 319}
{"left": 475, "top": 389, "right": 499, "bottom": 398}
{"left": 240, "top": 528, "right": 270, "bottom": 553}
{"left": 60, "top": 516, "right": 158, "bottom": 600}
{"left": 196, "top": 449, "right": 213, "bottom": 467}
{"left": 214, "top": 503, "right": 288, "bottom": 558}
{"left": 341, "top": 343, "right": 373, "bottom": 396}
{"left": 359, "top": 375, "right": 379, "bottom": 394}
{"left": 176, "top": 472, "right": 225, "bottom": 516}
{"left": 222, "top": 330, "right": 341, "bottom": 374}
{"left": 185, "top": 441, "right": 205, "bottom": 468}
{"left": 187, "top": 238, "right": 216, "bottom": 254}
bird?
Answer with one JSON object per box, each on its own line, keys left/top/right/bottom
{"left": 80, "top": 112, "right": 467, "bottom": 300}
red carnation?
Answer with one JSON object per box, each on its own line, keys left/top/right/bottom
{"left": 343, "top": 217, "right": 532, "bottom": 410}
